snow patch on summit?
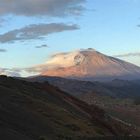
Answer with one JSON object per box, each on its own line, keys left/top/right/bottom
{"left": 45, "top": 50, "right": 86, "bottom": 69}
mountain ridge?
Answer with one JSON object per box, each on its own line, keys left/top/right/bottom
{"left": 28, "top": 75, "right": 140, "bottom": 98}
{"left": 41, "top": 48, "right": 140, "bottom": 81}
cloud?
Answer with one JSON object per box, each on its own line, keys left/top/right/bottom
{"left": 0, "top": 0, "right": 86, "bottom": 17}
{"left": 0, "top": 49, "right": 7, "bottom": 52}
{"left": 0, "top": 23, "right": 79, "bottom": 43}
{"left": 0, "top": 18, "right": 7, "bottom": 26}
{"left": 0, "top": 64, "right": 49, "bottom": 77}
{"left": 114, "top": 52, "right": 140, "bottom": 58}
{"left": 23, "top": 64, "right": 48, "bottom": 74}
{"left": 36, "top": 44, "right": 49, "bottom": 48}
{"left": 0, "top": 68, "right": 21, "bottom": 77}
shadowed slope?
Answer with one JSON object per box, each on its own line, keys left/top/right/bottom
{"left": 0, "top": 76, "right": 138, "bottom": 139}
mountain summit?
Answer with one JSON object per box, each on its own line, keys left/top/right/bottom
{"left": 42, "top": 48, "right": 140, "bottom": 81}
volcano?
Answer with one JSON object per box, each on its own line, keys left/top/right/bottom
{"left": 42, "top": 48, "right": 140, "bottom": 81}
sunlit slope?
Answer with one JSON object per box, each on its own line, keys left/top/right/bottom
{"left": 42, "top": 49, "right": 140, "bottom": 81}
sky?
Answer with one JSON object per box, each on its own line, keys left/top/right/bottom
{"left": 0, "top": 0, "right": 140, "bottom": 76}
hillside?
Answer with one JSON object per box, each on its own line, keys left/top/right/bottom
{"left": 0, "top": 75, "right": 139, "bottom": 140}
{"left": 28, "top": 76, "right": 140, "bottom": 131}
{"left": 29, "top": 76, "right": 140, "bottom": 98}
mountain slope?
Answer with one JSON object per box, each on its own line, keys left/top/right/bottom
{"left": 1, "top": 75, "right": 138, "bottom": 140}
{"left": 28, "top": 76, "right": 140, "bottom": 130}
{"left": 29, "top": 76, "right": 140, "bottom": 98}
{"left": 42, "top": 48, "right": 140, "bottom": 81}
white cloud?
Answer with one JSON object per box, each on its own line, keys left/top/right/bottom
{"left": 0, "top": 68, "right": 21, "bottom": 77}
{"left": 114, "top": 52, "right": 140, "bottom": 58}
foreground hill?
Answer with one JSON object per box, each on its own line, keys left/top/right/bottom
{"left": 29, "top": 76, "right": 140, "bottom": 130}
{"left": 1, "top": 76, "right": 139, "bottom": 140}
{"left": 41, "top": 48, "right": 140, "bottom": 81}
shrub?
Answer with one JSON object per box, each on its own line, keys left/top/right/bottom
{"left": 39, "top": 136, "right": 48, "bottom": 140}
{"left": 134, "top": 97, "right": 140, "bottom": 105}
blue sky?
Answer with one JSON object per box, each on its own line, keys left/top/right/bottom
{"left": 0, "top": 0, "right": 140, "bottom": 76}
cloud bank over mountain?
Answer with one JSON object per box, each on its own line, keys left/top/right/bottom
{"left": 0, "top": 68, "right": 21, "bottom": 77}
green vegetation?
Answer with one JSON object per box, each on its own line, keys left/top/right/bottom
{"left": 39, "top": 136, "right": 48, "bottom": 140}
{"left": 134, "top": 97, "right": 140, "bottom": 105}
